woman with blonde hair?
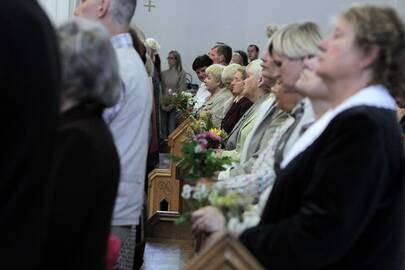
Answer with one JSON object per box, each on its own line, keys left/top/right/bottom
{"left": 199, "top": 64, "right": 234, "bottom": 128}
{"left": 161, "top": 50, "right": 187, "bottom": 135}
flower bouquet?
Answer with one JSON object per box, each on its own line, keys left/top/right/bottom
{"left": 176, "top": 182, "right": 254, "bottom": 225}
{"left": 164, "top": 90, "right": 195, "bottom": 116}
{"left": 171, "top": 128, "right": 231, "bottom": 180}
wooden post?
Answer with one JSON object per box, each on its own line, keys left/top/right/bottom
{"left": 147, "top": 118, "right": 192, "bottom": 218}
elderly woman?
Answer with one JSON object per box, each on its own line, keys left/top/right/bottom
{"left": 43, "top": 19, "right": 121, "bottom": 269}
{"left": 199, "top": 64, "right": 234, "bottom": 128}
{"left": 221, "top": 59, "right": 270, "bottom": 161}
{"left": 204, "top": 6, "right": 405, "bottom": 269}
{"left": 221, "top": 64, "right": 253, "bottom": 133}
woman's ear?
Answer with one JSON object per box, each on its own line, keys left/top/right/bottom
{"left": 360, "top": 45, "right": 379, "bottom": 70}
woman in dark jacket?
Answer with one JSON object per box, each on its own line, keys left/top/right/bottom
{"left": 42, "top": 18, "right": 121, "bottom": 270}
{"left": 221, "top": 64, "right": 252, "bottom": 133}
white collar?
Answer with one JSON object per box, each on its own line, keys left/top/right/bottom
{"left": 281, "top": 84, "right": 396, "bottom": 168}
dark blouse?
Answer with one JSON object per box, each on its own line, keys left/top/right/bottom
{"left": 221, "top": 96, "right": 253, "bottom": 134}
{"left": 240, "top": 106, "right": 405, "bottom": 270}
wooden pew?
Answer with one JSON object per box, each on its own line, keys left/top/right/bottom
{"left": 147, "top": 117, "right": 192, "bottom": 218}
{"left": 186, "top": 231, "right": 264, "bottom": 270}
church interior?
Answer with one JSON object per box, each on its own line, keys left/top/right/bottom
{"left": 4, "top": 0, "right": 405, "bottom": 269}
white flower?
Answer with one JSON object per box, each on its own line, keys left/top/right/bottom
{"left": 168, "top": 88, "right": 173, "bottom": 95}
{"left": 145, "top": 38, "right": 160, "bottom": 53}
{"left": 194, "top": 145, "right": 202, "bottom": 153}
{"left": 193, "top": 183, "right": 209, "bottom": 201}
{"left": 181, "top": 184, "right": 193, "bottom": 199}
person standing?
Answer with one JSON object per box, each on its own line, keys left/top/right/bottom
{"left": 161, "top": 50, "right": 187, "bottom": 136}
{"left": 0, "top": 0, "right": 60, "bottom": 268}
{"left": 43, "top": 18, "right": 121, "bottom": 270}
{"left": 75, "top": 1, "right": 153, "bottom": 269}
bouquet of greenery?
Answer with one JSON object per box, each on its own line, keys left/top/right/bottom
{"left": 164, "top": 90, "right": 195, "bottom": 115}
{"left": 176, "top": 182, "right": 254, "bottom": 225}
{"left": 171, "top": 128, "right": 231, "bottom": 180}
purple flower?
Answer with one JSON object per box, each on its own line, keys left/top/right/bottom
{"left": 197, "top": 138, "right": 208, "bottom": 150}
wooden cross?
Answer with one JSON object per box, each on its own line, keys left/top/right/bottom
{"left": 144, "top": 0, "right": 156, "bottom": 12}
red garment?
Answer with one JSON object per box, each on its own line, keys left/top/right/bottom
{"left": 106, "top": 234, "right": 121, "bottom": 270}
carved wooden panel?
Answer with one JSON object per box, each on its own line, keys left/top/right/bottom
{"left": 147, "top": 118, "right": 192, "bottom": 218}
{"left": 186, "top": 232, "right": 264, "bottom": 270}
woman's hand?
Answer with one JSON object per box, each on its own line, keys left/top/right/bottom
{"left": 191, "top": 206, "right": 225, "bottom": 234}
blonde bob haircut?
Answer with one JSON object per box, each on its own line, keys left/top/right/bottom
{"left": 246, "top": 59, "right": 263, "bottom": 80}
{"left": 222, "top": 63, "right": 244, "bottom": 86}
{"left": 206, "top": 64, "right": 226, "bottom": 88}
{"left": 270, "top": 22, "right": 322, "bottom": 59}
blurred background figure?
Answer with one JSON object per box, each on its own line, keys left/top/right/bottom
{"left": 161, "top": 50, "right": 187, "bottom": 136}
{"left": 231, "top": 50, "right": 249, "bottom": 66}
{"left": 247, "top": 44, "right": 260, "bottom": 62}
{"left": 0, "top": 0, "right": 60, "bottom": 268}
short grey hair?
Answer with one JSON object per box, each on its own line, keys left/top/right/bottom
{"left": 58, "top": 18, "right": 120, "bottom": 107}
{"left": 110, "top": 0, "right": 137, "bottom": 25}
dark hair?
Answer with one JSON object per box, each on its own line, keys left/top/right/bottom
{"left": 154, "top": 54, "right": 161, "bottom": 75}
{"left": 129, "top": 28, "right": 146, "bottom": 64}
{"left": 235, "top": 50, "right": 249, "bottom": 66}
{"left": 192, "top": 54, "right": 213, "bottom": 71}
{"left": 248, "top": 44, "right": 260, "bottom": 53}
{"left": 217, "top": 44, "right": 233, "bottom": 65}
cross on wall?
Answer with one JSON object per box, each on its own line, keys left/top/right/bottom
{"left": 144, "top": 0, "right": 156, "bottom": 12}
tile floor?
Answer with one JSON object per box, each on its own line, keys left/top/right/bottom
{"left": 140, "top": 238, "right": 194, "bottom": 270}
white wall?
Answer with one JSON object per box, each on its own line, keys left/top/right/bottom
{"left": 37, "top": 0, "right": 77, "bottom": 25}
{"left": 398, "top": 0, "right": 405, "bottom": 18}
{"left": 133, "top": 0, "right": 400, "bottom": 84}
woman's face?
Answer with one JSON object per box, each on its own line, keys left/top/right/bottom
{"left": 242, "top": 70, "right": 260, "bottom": 98}
{"left": 167, "top": 53, "right": 176, "bottom": 67}
{"left": 272, "top": 51, "right": 305, "bottom": 92}
{"left": 261, "top": 52, "right": 277, "bottom": 88}
{"left": 295, "top": 57, "right": 329, "bottom": 99}
{"left": 316, "top": 19, "right": 366, "bottom": 81}
{"left": 231, "top": 71, "right": 245, "bottom": 96}
{"left": 204, "top": 73, "right": 220, "bottom": 93}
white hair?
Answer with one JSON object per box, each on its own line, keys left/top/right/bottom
{"left": 58, "top": 18, "right": 120, "bottom": 107}
{"left": 246, "top": 59, "right": 263, "bottom": 79}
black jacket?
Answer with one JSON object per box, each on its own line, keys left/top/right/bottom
{"left": 0, "top": 0, "right": 60, "bottom": 268}
{"left": 240, "top": 106, "right": 405, "bottom": 270}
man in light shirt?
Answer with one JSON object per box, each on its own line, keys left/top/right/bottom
{"left": 75, "top": 0, "right": 152, "bottom": 269}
